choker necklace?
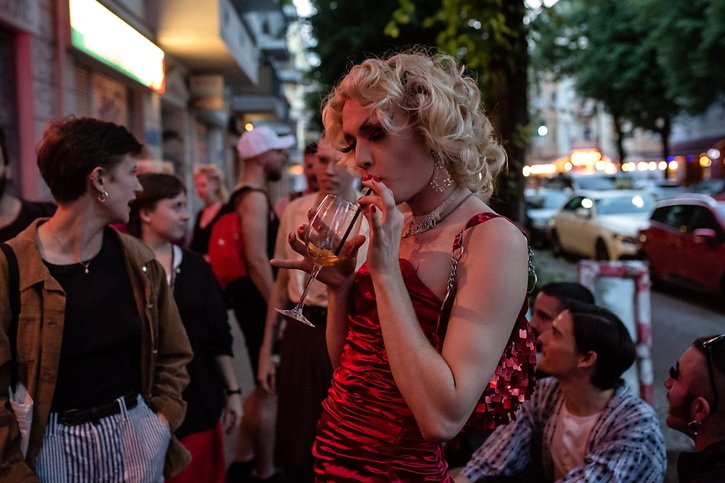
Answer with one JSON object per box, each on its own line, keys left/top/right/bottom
{"left": 404, "top": 190, "right": 474, "bottom": 237}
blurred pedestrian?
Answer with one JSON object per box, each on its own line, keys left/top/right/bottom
{"left": 0, "top": 117, "right": 193, "bottom": 481}
{"left": 128, "top": 173, "right": 243, "bottom": 483}
{"left": 530, "top": 282, "right": 595, "bottom": 344}
{"left": 455, "top": 300, "right": 665, "bottom": 483}
{"left": 274, "top": 50, "right": 536, "bottom": 481}
{"left": 225, "top": 125, "right": 293, "bottom": 482}
{"left": 258, "top": 135, "right": 362, "bottom": 482}
{"left": 665, "top": 335, "right": 725, "bottom": 482}
{"left": 190, "top": 164, "right": 229, "bottom": 257}
{"left": 0, "top": 126, "right": 55, "bottom": 242}
{"left": 273, "top": 141, "right": 320, "bottom": 219}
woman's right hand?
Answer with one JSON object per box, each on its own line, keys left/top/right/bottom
{"left": 270, "top": 226, "right": 366, "bottom": 291}
{"left": 257, "top": 343, "right": 277, "bottom": 394}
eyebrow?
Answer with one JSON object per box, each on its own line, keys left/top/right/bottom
{"left": 343, "top": 119, "right": 382, "bottom": 140}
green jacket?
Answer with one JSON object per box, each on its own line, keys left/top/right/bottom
{"left": 0, "top": 219, "right": 193, "bottom": 481}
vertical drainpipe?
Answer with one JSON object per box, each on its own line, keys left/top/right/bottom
{"left": 15, "top": 32, "right": 35, "bottom": 199}
{"left": 56, "top": 0, "right": 69, "bottom": 117}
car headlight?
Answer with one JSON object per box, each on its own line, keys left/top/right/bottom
{"left": 613, "top": 233, "right": 637, "bottom": 244}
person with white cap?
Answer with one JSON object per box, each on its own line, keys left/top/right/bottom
{"left": 226, "top": 125, "right": 293, "bottom": 482}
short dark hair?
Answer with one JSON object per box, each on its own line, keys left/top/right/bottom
{"left": 303, "top": 142, "right": 318, "bottom": 155}
{"left": 564, "top": 299, "right": 636, "bottom": 390}
{"left": 127, "top": 173, "right": 186, "bottom": 238}
{"left": 540, "top": 282, "right": 595, "bottom": 305}
{"left": 0, "top": 126, "right": 9, "bottom": 167}
{"left": 37, "top": 117, "right": 143, "bottom": 202}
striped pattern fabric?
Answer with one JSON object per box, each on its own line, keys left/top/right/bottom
{"left": 36, "top": 396, "right": 170, "bottom": 482}
{"left": 463, "top": 378, "right": 666, "bottom": 483}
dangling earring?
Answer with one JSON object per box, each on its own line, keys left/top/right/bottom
{"left": 687, "top": 419, "right": 703, "bottom": 437}
{"left": 429, "top": 152, "right": 453, "bottom": 193}
{"left": 97, "top": 190, "right": 109, "bottom": 203}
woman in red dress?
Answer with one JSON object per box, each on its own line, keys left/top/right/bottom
{"left": 275, "top": 50, "right": 535, "bottom": 481}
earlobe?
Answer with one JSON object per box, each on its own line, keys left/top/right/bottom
{"left": 140, "top": 208, "right": 153, "bottom": 224}
{"left": 691, "top": 395, "right": 711, "bottom": 421}
{"left": 577, "top": 350, "right": 597, "bottom": 370}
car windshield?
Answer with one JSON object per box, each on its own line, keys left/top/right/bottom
{"left": 541, "top": 192, "right": 568, "bottom": 209}
{"left": 716, "top": 204, "right": 725, "bottom": 220}
{"left": 691, "top": 178, "right": 725, "bottom": 195}
{"left": 595, "top": 194, "right": 654, "bottom": 215}
{"left": 576, "top": 176, "right": 617, "bottom": 191}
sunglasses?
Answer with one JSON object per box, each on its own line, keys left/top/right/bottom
{"left": 700, "top": 334, "right": 725, "bottom": 413}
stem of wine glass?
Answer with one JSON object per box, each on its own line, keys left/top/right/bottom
{"left": 292, "top": 263, "right": 324, "bottom": 313}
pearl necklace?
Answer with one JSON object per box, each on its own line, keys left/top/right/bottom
{"left": 403, "top": 190, "right": 474, "bottom": 238}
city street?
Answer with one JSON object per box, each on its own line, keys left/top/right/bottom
{"left": 534, "top": 249, "right": 725, "bottom": 482}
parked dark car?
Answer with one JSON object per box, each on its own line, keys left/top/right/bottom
{"left": 638, "top": 194, "right": 725, "bottom": 297}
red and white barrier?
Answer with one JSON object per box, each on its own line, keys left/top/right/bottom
{"left": 578, "top": 260, "right": 653, "bottom": 403}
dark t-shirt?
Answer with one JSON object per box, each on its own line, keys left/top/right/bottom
{"left": 45, "top": 228, "right": 142, "bottom": 411}
{"left": 189, "top": 204, "right": 230, "bottom": 255}
{"left": 0, "top": 199, "right": 56, "bottom": 242}
{"left": 173, "top": 248, "right": 233, "bottom": 437}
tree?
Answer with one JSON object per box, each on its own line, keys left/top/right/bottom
{"left": 532, "top": 0, "right": 680, "bottom": 168}
{"left": 307, "top": 0, "right": 440, "bottom": 102}
{"left": 640, "top": 0, "right": 725, "bottom": 114}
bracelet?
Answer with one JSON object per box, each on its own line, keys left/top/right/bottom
{"left": 225, "top": 388, "right": 242, "bottom": 396}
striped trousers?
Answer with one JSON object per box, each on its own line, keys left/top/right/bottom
{"left": 36, "top": 395, "right": 170, "bottom": 483}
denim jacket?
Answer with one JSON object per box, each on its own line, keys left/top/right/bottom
{"left": 0, "top": 219, "right": 193, "bottom": 481}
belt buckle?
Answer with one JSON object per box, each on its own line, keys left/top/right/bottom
{"left": 59, "top": 408, "right": 83, "bottom": 426}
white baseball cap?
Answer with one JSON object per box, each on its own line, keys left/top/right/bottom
{"left": 236, "top": 125, "right": 295, "bottom": 160}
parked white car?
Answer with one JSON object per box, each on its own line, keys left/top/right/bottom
{"left": 549, "top": 190, "right": 655, "bottom": 260}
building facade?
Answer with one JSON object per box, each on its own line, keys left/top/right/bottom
{"left": 0, "top": 0, "right": 309, "bottom": 210}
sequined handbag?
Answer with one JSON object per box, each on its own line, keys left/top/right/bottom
{"left": 435, "top": 213, "right": 537, "bottom": 432}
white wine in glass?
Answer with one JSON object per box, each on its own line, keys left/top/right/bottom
{"left": 276, "top": 194, "right": 361, "bottom": 327}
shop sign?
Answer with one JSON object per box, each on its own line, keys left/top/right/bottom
{"left": 69, "top": 0, "right": 165, "bottom": 93}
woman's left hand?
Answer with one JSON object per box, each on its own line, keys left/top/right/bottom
{"left": 358, "top": 177, "right": 404, "bottom": 273}
{"left": 220, "top": 394, "right": 243, "bottom": 433}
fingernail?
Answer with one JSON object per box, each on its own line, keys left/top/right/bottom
{"left": 298, "top": 224, "right": 305, "bottom": 231}
{"left": 371, "top": 176, "right": 381, "bottom": 182}
{"left": 362, "top": 175, "right": 372, "bottom": 182}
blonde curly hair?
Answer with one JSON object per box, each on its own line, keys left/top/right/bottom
{"left": 322, "top": 50, "right": 506, "bottom": 197}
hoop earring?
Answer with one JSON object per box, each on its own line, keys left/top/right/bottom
{"left": 429, "top": 152, "right": 453, "bottom": 193}
{"left": 687, "top": 420, "right": 703, "bottom": 437}
{"left": 97, "top": 190, "right": 109, "bottom": 203}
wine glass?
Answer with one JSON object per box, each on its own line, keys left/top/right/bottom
{"left": 276, "top": 194, "right": 362, "bottom": 327}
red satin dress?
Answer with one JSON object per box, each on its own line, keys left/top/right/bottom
{"left": 312, "top": 259, "right": 453, "bottom": 482}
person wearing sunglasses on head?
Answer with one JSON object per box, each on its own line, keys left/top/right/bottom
{"left": 665, "top": 335, "right": 725, "bottom": 482}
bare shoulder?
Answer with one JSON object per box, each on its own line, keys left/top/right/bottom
{"left": 236, "top": 189, "right": 269, "bottom": 215}
{"left": 465, "top": 214, "right": 528, "bottom": 255}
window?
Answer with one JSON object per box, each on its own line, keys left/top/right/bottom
{"left": 563, "top": 196, "right": 584, "bottom": 211}
{"left": 652, "top": 205, "right": 692, "bottom": 229}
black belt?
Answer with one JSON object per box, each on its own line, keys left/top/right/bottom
{"left": 58, "top": 393, "right": 139, "bottom": 426}
{"left": 302, "top": 305, "right": 328, "bottom": 326}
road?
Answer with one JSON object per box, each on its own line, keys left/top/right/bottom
{"left": 534, "top": 249, "right": 725, "bottom": 482}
